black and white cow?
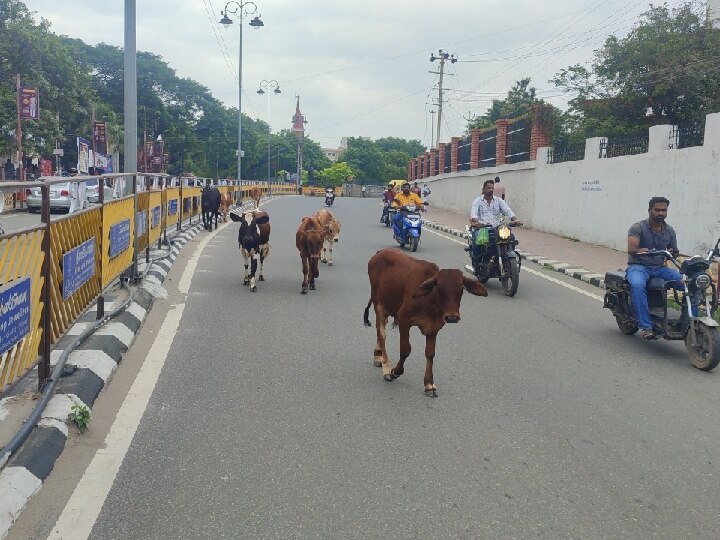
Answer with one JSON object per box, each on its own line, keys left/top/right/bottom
{"left": 231, "top": 210, "right": 271, "bottom": 292}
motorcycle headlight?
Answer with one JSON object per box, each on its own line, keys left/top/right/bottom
{"left": 694, "top": 273, "right": 712, "bottom": 291}
{"left": 498, "top": 225, "right": 511, "bottom": 240}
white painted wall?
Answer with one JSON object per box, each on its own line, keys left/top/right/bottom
{"left": 424, "top": 112, "right": 720, "bottom": 256}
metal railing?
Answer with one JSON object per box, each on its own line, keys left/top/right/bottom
{"left": 479, "top": 129, "right": 497, "bottom": 168}
{"left": 505, "top": 119, "right": 530, "bottom": 164}
{"left": 669, "top": 123, "right": 705, "bottom": 149}
{"left": 547, "top": 144, "right": 585, "bottom": 164}
{"left": 457, "top": 136, "right": 472, "bottom": 171}
{"left": 600, "top": 136, "right": 649, "bottom": 158}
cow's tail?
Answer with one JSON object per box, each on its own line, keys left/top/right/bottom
{"left": 363, "top": 299, "right": 373, "bottom": 327}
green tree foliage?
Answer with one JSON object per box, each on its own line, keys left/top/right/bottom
{"left": 467, "top": 78, "right": 541, "bottom": 131}
{"left": 552, "top": 2, "right": 720, "bottom": 140}
{"left": 338, "top": 136, "right": 423, "bottom": 185}
{"left": 317, "top": 161, "right": 353, "bottom": 186}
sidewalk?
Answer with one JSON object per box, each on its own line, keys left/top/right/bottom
{"left": 422, "top": 205, "right": 628, "bottom": 288}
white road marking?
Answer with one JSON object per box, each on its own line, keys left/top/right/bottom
{"left": 423, "top": 226, "right": 604, "bottom": 302}
{"left": 47, "top": 224, "right": 221, "bottom": 540}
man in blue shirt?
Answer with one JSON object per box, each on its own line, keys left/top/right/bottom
{"left": 626, "top": 196, "right": 682, "bottom": 340}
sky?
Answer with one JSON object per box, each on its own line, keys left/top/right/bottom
{"left": 22, "top": 0, "right": 695, "bottom": 150}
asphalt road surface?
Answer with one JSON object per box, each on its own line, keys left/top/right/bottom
{"left": 9, "top": 196, "right": 720, "bottom": 539}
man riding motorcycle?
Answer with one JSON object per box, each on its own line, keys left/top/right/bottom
{"left": 380, "top": 183, "right": 395, "bottom": 223}
{"left": 626, "top": 196, "right": 682, "bottom": 340}
{"left": 468, "top": 179, "right": 522, "bottom": 268}
{"left": 391, "top": 182, "right": 424, "bottom": 230}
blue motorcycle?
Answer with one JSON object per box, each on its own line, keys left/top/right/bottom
{"left": 391, "top": 204, "right": 422, "bottom": 252}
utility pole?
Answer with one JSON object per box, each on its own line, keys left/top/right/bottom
{"left": 429, "top": 50, "right": 457, "bottom": 149}
{"left": 429, "top": 109, "right": 436, "bottom": 150}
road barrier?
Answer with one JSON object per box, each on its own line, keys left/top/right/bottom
{"left": 0, "top": 175, "right": 296, "bottom": 395}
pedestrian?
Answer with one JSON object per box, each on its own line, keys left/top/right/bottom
{"left": 421, "top": 183, "right": 431, "bottom": 209}
{"left": 361, "top": 185, "right": 366, "bottom": 198}
{"left": 4, "top": 159, "right": 15, "bottom": 180}
{"left": 411, "top": 181, "right": 422, "bottom": 196}
{"left": 493, "top": 176, "right": 505, "bottom": 200}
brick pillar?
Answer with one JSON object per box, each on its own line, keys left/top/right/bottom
{"left": 496, "top": 119, "right": 509, "bottom": 166}
{"left": 424, "top": 152, "right": 430, "bottom": 178}
{"left": 419, "top": 155, "right": 425, "bottom": 179}
{"left": 429, "top": 149, "right": 437, "bottom": 176}
{"left": 530, "top": 105, "right": 552, "bottom": 160}
{"left": 407, "top": 160, "right": 413, "bottom": 182}
{"left": 438, "top": 143, "right": 446, "bottom": 174}
{"left": 470, "top": 129, "right": 481, "bottom": 169}
{"left": 450, "top": 137, "right": 460, "bottom": 173}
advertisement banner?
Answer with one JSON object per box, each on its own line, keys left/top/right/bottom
{"left": 77, "top": 137, "right": 90, "bottom": 174}
{"left": 62, "top": 238, "right": 96, "bottom": 300}
{"left": 93, "top": 122, "right": 107, "bottom": 154}
{"left": 0, "top": 277, "right": 31, "bottom": 356}
{"left": 19, "top": 87, "right": 39, "bottom": 120}
{"left": 40, "top": 158, "right": 52, "bottom": 177}
{"left": 109, "top": 219, "right": 131, "bottom": 259}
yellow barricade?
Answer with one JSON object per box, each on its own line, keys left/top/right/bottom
{"left": 166, "top": 187, "right": 180, "bottom": 229}
{"left": 148, "top": 191, "right": 163, "bottom": 246}
{"left": 102, "top": 196, "right": 135, "bottom": 289}
{"left": 137, "top": 191, "right": 150, "bottom": 253}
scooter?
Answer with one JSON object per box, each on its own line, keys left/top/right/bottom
{"left": 380, "top": 201, "right": 391, "bottom": 227}
{"left": 391, "top": 204, "right": 422, "bottom": 252}
{"left": 603, "top": 241, "right": 720, "bottom": 371}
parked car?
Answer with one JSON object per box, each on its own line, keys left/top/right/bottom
{"left": 86, "top": 179, "right": 114, "bottom": 204}
{"left": 26, "top": 182, "right": 72, "bottom": 213}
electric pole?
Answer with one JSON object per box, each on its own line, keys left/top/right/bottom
{"left": 429, "top": 50, "right": 457, "bottom": 149}
{"left": 429, "top": 109, "right": 436, "bottom": 150}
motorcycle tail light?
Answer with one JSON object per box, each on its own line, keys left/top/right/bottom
{"left": 60, "top": 189, "right": 69, "bottom": 196}
{"left": 498, "top": 225, "right": 511, "bottom": 240}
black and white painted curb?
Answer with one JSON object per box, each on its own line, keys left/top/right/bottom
{"left": 423, "top": 220, "right": 607, "bottom": 290}
{"left": 0, "top": 201, "right": 256, "bottom": 538}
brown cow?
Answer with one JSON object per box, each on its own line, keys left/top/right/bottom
{"left": 314, "top": 209, "right": 342, "bottom": 266}
{"left": 363, "top": 248, "right": 488, "bottom": 397}
{"left": 219, "top": 191, "right": 232, "bottom": 222}
{"left": 295, "top": 216, "right": 325, "bottom": 294}
{"left": 248, "top": 187, "right": 262, "bottom": 209}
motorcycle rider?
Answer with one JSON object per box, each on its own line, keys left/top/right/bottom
{"left": 626, "top": 196, "right": 682, "bottom": 340}
{"left": 381, "top": 183, "right": 395, "bottom": 223}
{"left": 468, "top": 179, "right": 522, "bottom": 268}
{"left": 391, "top": 182, "right": 424, "bottom": 230}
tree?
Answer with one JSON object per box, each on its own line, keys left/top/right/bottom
{"left": 317, "top": 161, "right": 353, "bottom": 187}
{"left": 467, "top": 78, "right": 541, "bottom": 131}
{"left": 552, "top": 2, "right": 720, "bottom": 139}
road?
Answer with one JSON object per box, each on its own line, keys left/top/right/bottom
{"left": 1, "top": 208, "right": 75, "bottom": 233}
{"left": 9, "top": 196, "right": 720, "bottom": 539}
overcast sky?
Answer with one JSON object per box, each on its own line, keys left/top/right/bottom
{"left": 22, "top": 0, "right": 691, "bottom": 149}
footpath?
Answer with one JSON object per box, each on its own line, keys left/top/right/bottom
{"left": 421, "top": 205, "right": 629, "bottom": 289}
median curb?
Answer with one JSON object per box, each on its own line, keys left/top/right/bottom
{"left": 0, "top": 200, "right": 257, "bottom": 539}
{"left": 423, "top": 220, "right": 607, "bottom": 290}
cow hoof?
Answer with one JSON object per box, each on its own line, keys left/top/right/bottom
{"left": 309, "top": 283, "right": 316, "bottom": 290}
{"left": 301, "top": 289, "right": 308, "bottom": 295}
{"left": 251, "top": 286, "right": 257, "bottom": 292}
{"left": 384, "top": 374, "right": 394, "bottom": 382}
{"left": 373, "top": 360, "right": 382, "bottom": 367}
{"left": 259, "top": 275, "right": 265, "bottom": 281}
{"left": 321, "top": 259, "right": 327, "bottom": 264}
{"left": 424, "top": 387, "right": 438, "bottom": 398}
{"left": 243, "top": 281, "right": 249, "bottom": 286}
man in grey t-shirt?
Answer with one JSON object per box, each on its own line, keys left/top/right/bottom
{"left": 626, "top": 196, "right": 682, "bottom": 340}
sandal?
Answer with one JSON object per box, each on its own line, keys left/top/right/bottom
{"left": 642, "top": 329, "right": 657, "bottom": 340}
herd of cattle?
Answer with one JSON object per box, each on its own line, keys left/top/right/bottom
{"left": 200, "top": 188, "right": 490, "bottom": 397}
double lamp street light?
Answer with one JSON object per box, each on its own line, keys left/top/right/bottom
{"left": 219, "top": 1, "right": 263, "bottom": 181}
{"left": 257, "top": 80, "right": 281, "bottom": 183}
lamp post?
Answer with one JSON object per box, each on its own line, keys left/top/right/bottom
{"left": 219, "top": 2, "right": 263, "bottom": 181}
{"left": 257, "top": 79, "right": 281, "bottom": 184}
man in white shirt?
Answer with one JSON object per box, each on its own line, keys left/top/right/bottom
{"left": 469, "top": 179, "right": 522, "bottom": 266}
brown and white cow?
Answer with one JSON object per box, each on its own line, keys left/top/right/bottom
{"left": 363, "top": 248, "right": 488, "bottom": 397}
{"left": 295, "top": 216, "right": 325, "bottom": 294}
{"left": 314, "top": 209, "right": 341, "bottom": 266}
{"left": 219, "top": 191, "right": 232, "bottom": 222}
{"left": 230, "top": 210, "right": 271, "bottom": 291}
{"left": 248, "top": 187, "right": 262, "bottom": 209}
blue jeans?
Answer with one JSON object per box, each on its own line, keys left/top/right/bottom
{"left": 626, "top": 264, "right": 683, "bottom": 330}
{"left": 392, "top": 211, "right": 404, "bottom": 231}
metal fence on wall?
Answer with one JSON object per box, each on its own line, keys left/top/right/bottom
{"left": 480, "top": 129, "right": 497, "bottom": 168}
{"left": 669, "top": 123, "right": 705, "bottom": 149}
{"left": 457, "top": 137, "right": 472, "bottom": 171}
{"left": 600, "top": 135, "right": 649, "bottom": 158}
{"left": 506, "top": 119, "right": 530, "bottom": 164}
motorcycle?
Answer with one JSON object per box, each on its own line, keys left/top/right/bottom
{"left": 464, "top": 221, "right": 521, "bottom": 297}
{"left": 603, "top": 242, "right": 720, "bottom": 371}
{"left": 391, "top": 204, "right": 422, "bottom": 252}
{"left": 324, "top": 190, "right": 335, "bottom": 206}
{"left": 380, "top": 201, "right": 391, "bottom": 227}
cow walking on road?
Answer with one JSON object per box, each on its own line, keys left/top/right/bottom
{"left": 231, "top": 210, "right": 271, "bottom": 291}
{"left": 363, "top": 248, "right": 488, "bottom": 397}
{"left": 296, "top": 216, "right": 325, "bottom": 294}
{"left": 201, "top": 185, "right": 221, "bottom": 231}
{"left": 248, "top": 187, "right": 262, "bottom": 209}
{"left": 314, "top": 209, "right": 341, "bottom": 266}
{"left": 219, "top": 191, "right": 232, "bottom": 222}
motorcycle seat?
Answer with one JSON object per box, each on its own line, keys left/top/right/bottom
{"left": 647, "top": 277, "right": 668, "bottom": 290}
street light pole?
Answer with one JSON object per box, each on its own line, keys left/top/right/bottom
{"left": 220, "top": 2, "right": 263, "bottom": 181}
{"left": 429, "top": 50, "right": 457, "bottom": 149}
{"left": 257, "top": 79, "right": 281, "bottom": 184}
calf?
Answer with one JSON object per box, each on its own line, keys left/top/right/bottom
{"left": 231, "top": 210, "right": 271, "bottom": 290}
{"left": 363, "top": 248, "right": 488, "bottom": 397}
{"left": 248, "top": 187, "right": 262, "bottom": 209}
{"left": 314, "top": 209, "right": 341, "bottom": 266}
{"left": 201, "top": 185, "right": 221, "bottom": 231}
{"left": 219, "top": 191, "right": 232, "bottom": 222}
{"left": 295, "top": 216, "right": 325, "bottom": 294}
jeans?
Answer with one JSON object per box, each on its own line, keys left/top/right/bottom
{"left": 626, "top": 264, "right": 683, "bottom": 330}
{"left": 392, "top": 211, "right": 404, "bottom": 231}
